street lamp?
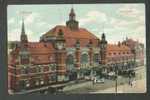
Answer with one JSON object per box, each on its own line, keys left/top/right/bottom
{"left": 115, "top": 63, "right": 118, "bottom": 94}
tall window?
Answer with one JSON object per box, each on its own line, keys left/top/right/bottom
{"left": 81, "top": 54, "right": 88, "bottom": 64}
{"left": 66, "top": 55, "right": 74, "bottom": 65}
{"left": 93, "top": 54, "right": 99, "bottom": 63}
{"left": 66, "top": 55, "right": 74, "bottom": 70}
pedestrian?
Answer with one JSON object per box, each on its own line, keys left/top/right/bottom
{"left": 128, "top": 76, "right": 131, "bottom": 85}
{"left": 130, "top": 80, "right": 133, "bottom": 87}
{"left": 128, "top": 73, "right": 133, "bottom": 86}
{"left": 128, "top": 79, "right": 130, "bottom": 85}
{"left": 93, "top": 77, "right": 96, "bottom": 85}
{"left": 132, "top": 78, "right": 136, "bottom": 87}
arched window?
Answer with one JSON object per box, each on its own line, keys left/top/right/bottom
{"left": 66, "top": 55, "right": 74, "bottom": 70}
{"left": 93, "top": 54, "right": 99, "bottom": 63}
{"left": 66, "top": 55, "right": 74, "bottom": 65}
{"left": 81, "top": 54, "right": 88, "bottom": 64}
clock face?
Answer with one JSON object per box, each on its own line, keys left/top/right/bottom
{"left": 56, "top": 42, "right": 63, "bottom": 50}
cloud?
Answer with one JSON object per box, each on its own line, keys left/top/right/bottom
{"left": 36, "top": 21, "right": 48, "bottom": 27}
{"left": 131, "top": 25, "right": 145, "bottom": 43}
{"left": 134, "top": 26, "right": 145, "bottom": 34}
{"left": 86, "top": 11, "right": 107, "bottom": 22}
{"left": 117, "top": 4, "right": 145, "bottom": 28}
{"left": 23, "top": 12, "right": 40, "bottom": 25}
{"left": 8, "top": 28, "right": 20, "bottom": 41}
{"left": 118, "top": 4, "right": 144, "bottom": 18}
{"left": 8, "top": 18, "right": 15, "bottom": 25}
{"left": 117, "top": 4, "right": 145, "bottom": 43}
{"left": 110, "top": 18, "right": 129, "bottom": 28}
{"left": 79, "top": 10, "right": 107, "bottom": 26}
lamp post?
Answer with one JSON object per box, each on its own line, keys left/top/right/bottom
{"left": 115, "top": 63, "right": 118, "bottom": 94}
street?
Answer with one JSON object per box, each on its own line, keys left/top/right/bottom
{"left": 63, "top": 65, "right": 146, "bottom": 94}
{"left": 91, "top": 78, "right": 146, "bottom": 93}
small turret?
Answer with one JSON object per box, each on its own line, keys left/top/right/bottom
{"left": 100, "top": 33, "right": 107, "bottom": 65}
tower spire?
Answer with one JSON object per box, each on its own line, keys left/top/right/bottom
{"left": 69, "top": 7, "right": 76, "bottom": 20}
{"left": 20, "top": 18, "right": 28, "bottom": 43}
{"left": 21, "top": 18, "right": 25, "bottom": 35}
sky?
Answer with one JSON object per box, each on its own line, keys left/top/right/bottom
{"left": 7, "top": 4, "right": 146, "bottom": 44}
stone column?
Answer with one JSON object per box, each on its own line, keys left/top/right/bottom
{"left": 56, "top": 50, "right": 67, "bottom": 82}
{"left": 89, "top": 48, "right": 93, "bottom": 66}
{"left": 75, "top": 48, "right": 81, "bottom": 79}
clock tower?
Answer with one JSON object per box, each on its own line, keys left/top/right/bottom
{"left": 100, "top": 33, "right": 107, "bottom": 65}
{"left": 55, "top": 29, "right": 67, "bottom": 82}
